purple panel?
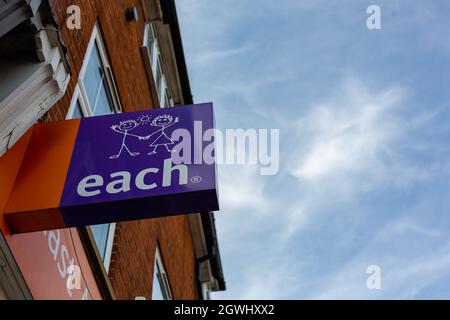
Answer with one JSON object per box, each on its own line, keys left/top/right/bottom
{"left": 60, "top": 103, "right": 218, "bottom": 227}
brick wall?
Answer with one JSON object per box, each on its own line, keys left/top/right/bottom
{"left": 46, "top": 0, "right": 198, "bottom": 300}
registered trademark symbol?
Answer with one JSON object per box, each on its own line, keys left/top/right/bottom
{"left": 191, "top": 176, "right": 202, "bottom": 184}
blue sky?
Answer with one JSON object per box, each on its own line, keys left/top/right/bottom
{"left": 177, "top": 0, "right": 450, "bottom": 299}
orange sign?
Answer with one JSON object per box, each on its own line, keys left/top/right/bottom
{"left": 1, "top": 132, "right": 102, "bottom": 300}
{"left": 6, "top": 229, "right": 102, "bottom": 300}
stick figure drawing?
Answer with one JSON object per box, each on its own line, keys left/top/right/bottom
{"left": 109, "top": 120, "right": 144, "bottom": 159}
{"left": 145, "top": 115, "right": 180, "bottom": 155}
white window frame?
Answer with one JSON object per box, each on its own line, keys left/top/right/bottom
{"left": 102, "top": 223, "right": 116, "bottom": 273}
{"left": 66, "top": 23, "right": 118, "bottom": 272}
{"left": 153, "top": 246, "right": 173, "bottom": 300}
{"left": 202, "top": 283, "right": 211, "bottom": 300}
{"left": 142, "top": 23, "right": 173, "bottom": 108}
{"left": 67, "top": 23, "right": 122, "bottom": 118}
{"left": 66, "top": 85, "right": 90, "bottom": 119}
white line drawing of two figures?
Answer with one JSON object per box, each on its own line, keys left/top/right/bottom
{"left": 109, "top": 114, "right": 179, "bottom": 159}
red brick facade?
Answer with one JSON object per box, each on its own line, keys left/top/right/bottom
{"left": 45, "top": 0, "right": 198, "bottom": 300}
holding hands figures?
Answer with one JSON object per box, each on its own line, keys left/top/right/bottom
{"left": 109, "top": 114, "right": 180, "bottom": 159}
{"left": 109, "top": 120, "right": 141, "bottom": 159}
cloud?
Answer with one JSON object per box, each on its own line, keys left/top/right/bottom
{"left": 178, "top": 0, "right": 450, "bottom": 300}
{"left": 292, "top": 76, "right": 407, "bottom": 181}
{"left": 234, "top": 258, "right": 301, "bottom": 300}
{"left": 310, "top": 230, "right": 450, "bottom": 300}
{"left": 190, "top": 46, "right": 252, "bottom": 69}
{"left": 218, "top": 164, "right": 268, "bottom": 212}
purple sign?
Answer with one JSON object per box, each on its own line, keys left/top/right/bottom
{"left": 60, "top": 103, "right": 218, "bottom": 227}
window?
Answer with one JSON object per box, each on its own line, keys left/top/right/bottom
{"left": 90, "top": 224, "right": 112, "bottom": 259}
{"left": 163, "top": 88, "right": 171, "bottom": 108}
{"left": 146, "top": 23, "right": 156, "bottom": 62}
{"left": 142, "top": 23, "right": 173, "bottom": 109}
{"left": 152, "top": 246, "right": 172, "bottom": 300}
{"left": 82, "top": 43, "right": 115, "bottom": 115}
{"left": 71, "top": 100, "right": 84, "bottom": 119}
{"left": 67, "top": 24, "right": 122, "bottom": 119}
{"left": 155, "top": 58, "right": 163, "bottom": 100}
{"left": 67, "top": 24, "right": 120, "bottom": 272}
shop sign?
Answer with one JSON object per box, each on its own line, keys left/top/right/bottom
{"left": 4, "top": 103, "right": 218, "bottom": 233}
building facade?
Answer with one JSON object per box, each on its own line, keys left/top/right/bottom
{"left": 0, "top": 0, "right": 225, "bottom": 300}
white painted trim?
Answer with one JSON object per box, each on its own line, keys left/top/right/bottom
{"left": 142, "top": 22, "right": 174, "bottom": 109}
{"left": 143, "top": 23, "right": 149, "bottom": 44}
{"left": 103, "top": 223, "right": 116, "bottom": 273}
{"left": 0, "top": 28, "right": 70, "bottom": 156}
{"left": 78, "top": 24, "right": 100, "bottom": 81}
{"left": 66, "top": 85, "right": 91, "bottom": 119}
{"left": 66, "top": 86, "right": 80, "bottom": 119}
{"left": 77, "top": 23, "right": 122, "bottom": 115}
{"left": 154, "top": 246, "right": 173, "bottom": 300}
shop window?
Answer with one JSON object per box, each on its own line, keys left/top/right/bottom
{"left": 67, "top": 23, "right": 120, "bottom": 272}
{"left": 152, "top": 246, "right": 172, "bottom": 300}
{"left": 142, "top": 23, "right": 173, "bottom": 109}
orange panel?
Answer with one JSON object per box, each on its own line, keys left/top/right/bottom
{"left": 4, "top": 208, "right": 66, "bottom": 234}
{"left": 0, "top": 129, "right": 33, "bottom": 235}
{"left": 5, "top": 120, "right": 80, "bottom": 216}
{"left": 6, "top": 228, "right": 103, "bottom": 300}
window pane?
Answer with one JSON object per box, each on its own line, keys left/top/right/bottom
{"left": 152, "top": 263, "right": 164, "bottom": 300}
{"left": 83, "top": 43, "right": 114, "bottom": 116}
{"left": 90, "top": 224, "right": 110, "bottom": 259}
{"left": 93, "top": 75, "right": 115, "bottom": 116}
{"left": 156, "top": 60, "right": 163, "bottom": 100}
{"left": 147, "top": 26, "right": 155, "bottom": 61}
{"left": 82, "top": 39, "right": 116, "bottom": 262}
{"left": 164, "top": 89, "right": 171, "bottom": 108}
{"left": 72, "top": 101, "right": 84, "bottom": 119}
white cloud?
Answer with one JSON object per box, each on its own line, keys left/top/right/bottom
{"left": 237, "top": 260, "right": 300, "bottom": 300}
{"left": 279, "top": 75, "right": 446, "bottom": 238}
{"left": 218, "top": 165, "right": 268, "bottom": 212}
{"left": 310, "top": 230, "right": 450, "bottom": 300}
{"left": 292, "top": 77, "right": 406, "bottom": 181}
{"left": 177, "top": 0, "right": 450, "bottom": 300}
{"left": 191, "top": 46, "right": 251, "bottom": 69}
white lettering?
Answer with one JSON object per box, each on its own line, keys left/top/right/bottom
{"left": 203, "top": 128, "right": 221, "bottom": 165}
{"left": 66, "top": 5, "right": 81, "bottom": 30}
{"left": 78, "top": 175, "right": 103, "bottom": 197}
{"left": 67, "top": 264, "right": 82, "bottom": 292}
{"left": 259, "top": 129, "right": 280, "bottom": 176}
{"left": 163, "top": 159, "right": 188, "bottom": 187}
{"left": 106, "top": 171, "right": 131, "bottom": 194}
{"left": 366, "top": 265, "right": 382, "bottom": 290}
{"left": 48, "top": 230, "right": 60, "bottom": 262}
{"left": 57, "top": 244, "right": 69, "bottom": 278}
{"left": 135, "top": 168, "right": 159, "bottom": 190}
{"left": 367, "top": 5, "right": 382, "bottom": 30}
{"left": 172, "top": 128, "right": 192, "bottom": 165}
{"left": 77, "top": 159, "right": 189, "bottom": 197}
{"left": 226, "top": 129, "right": 258, "bottom": 165}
